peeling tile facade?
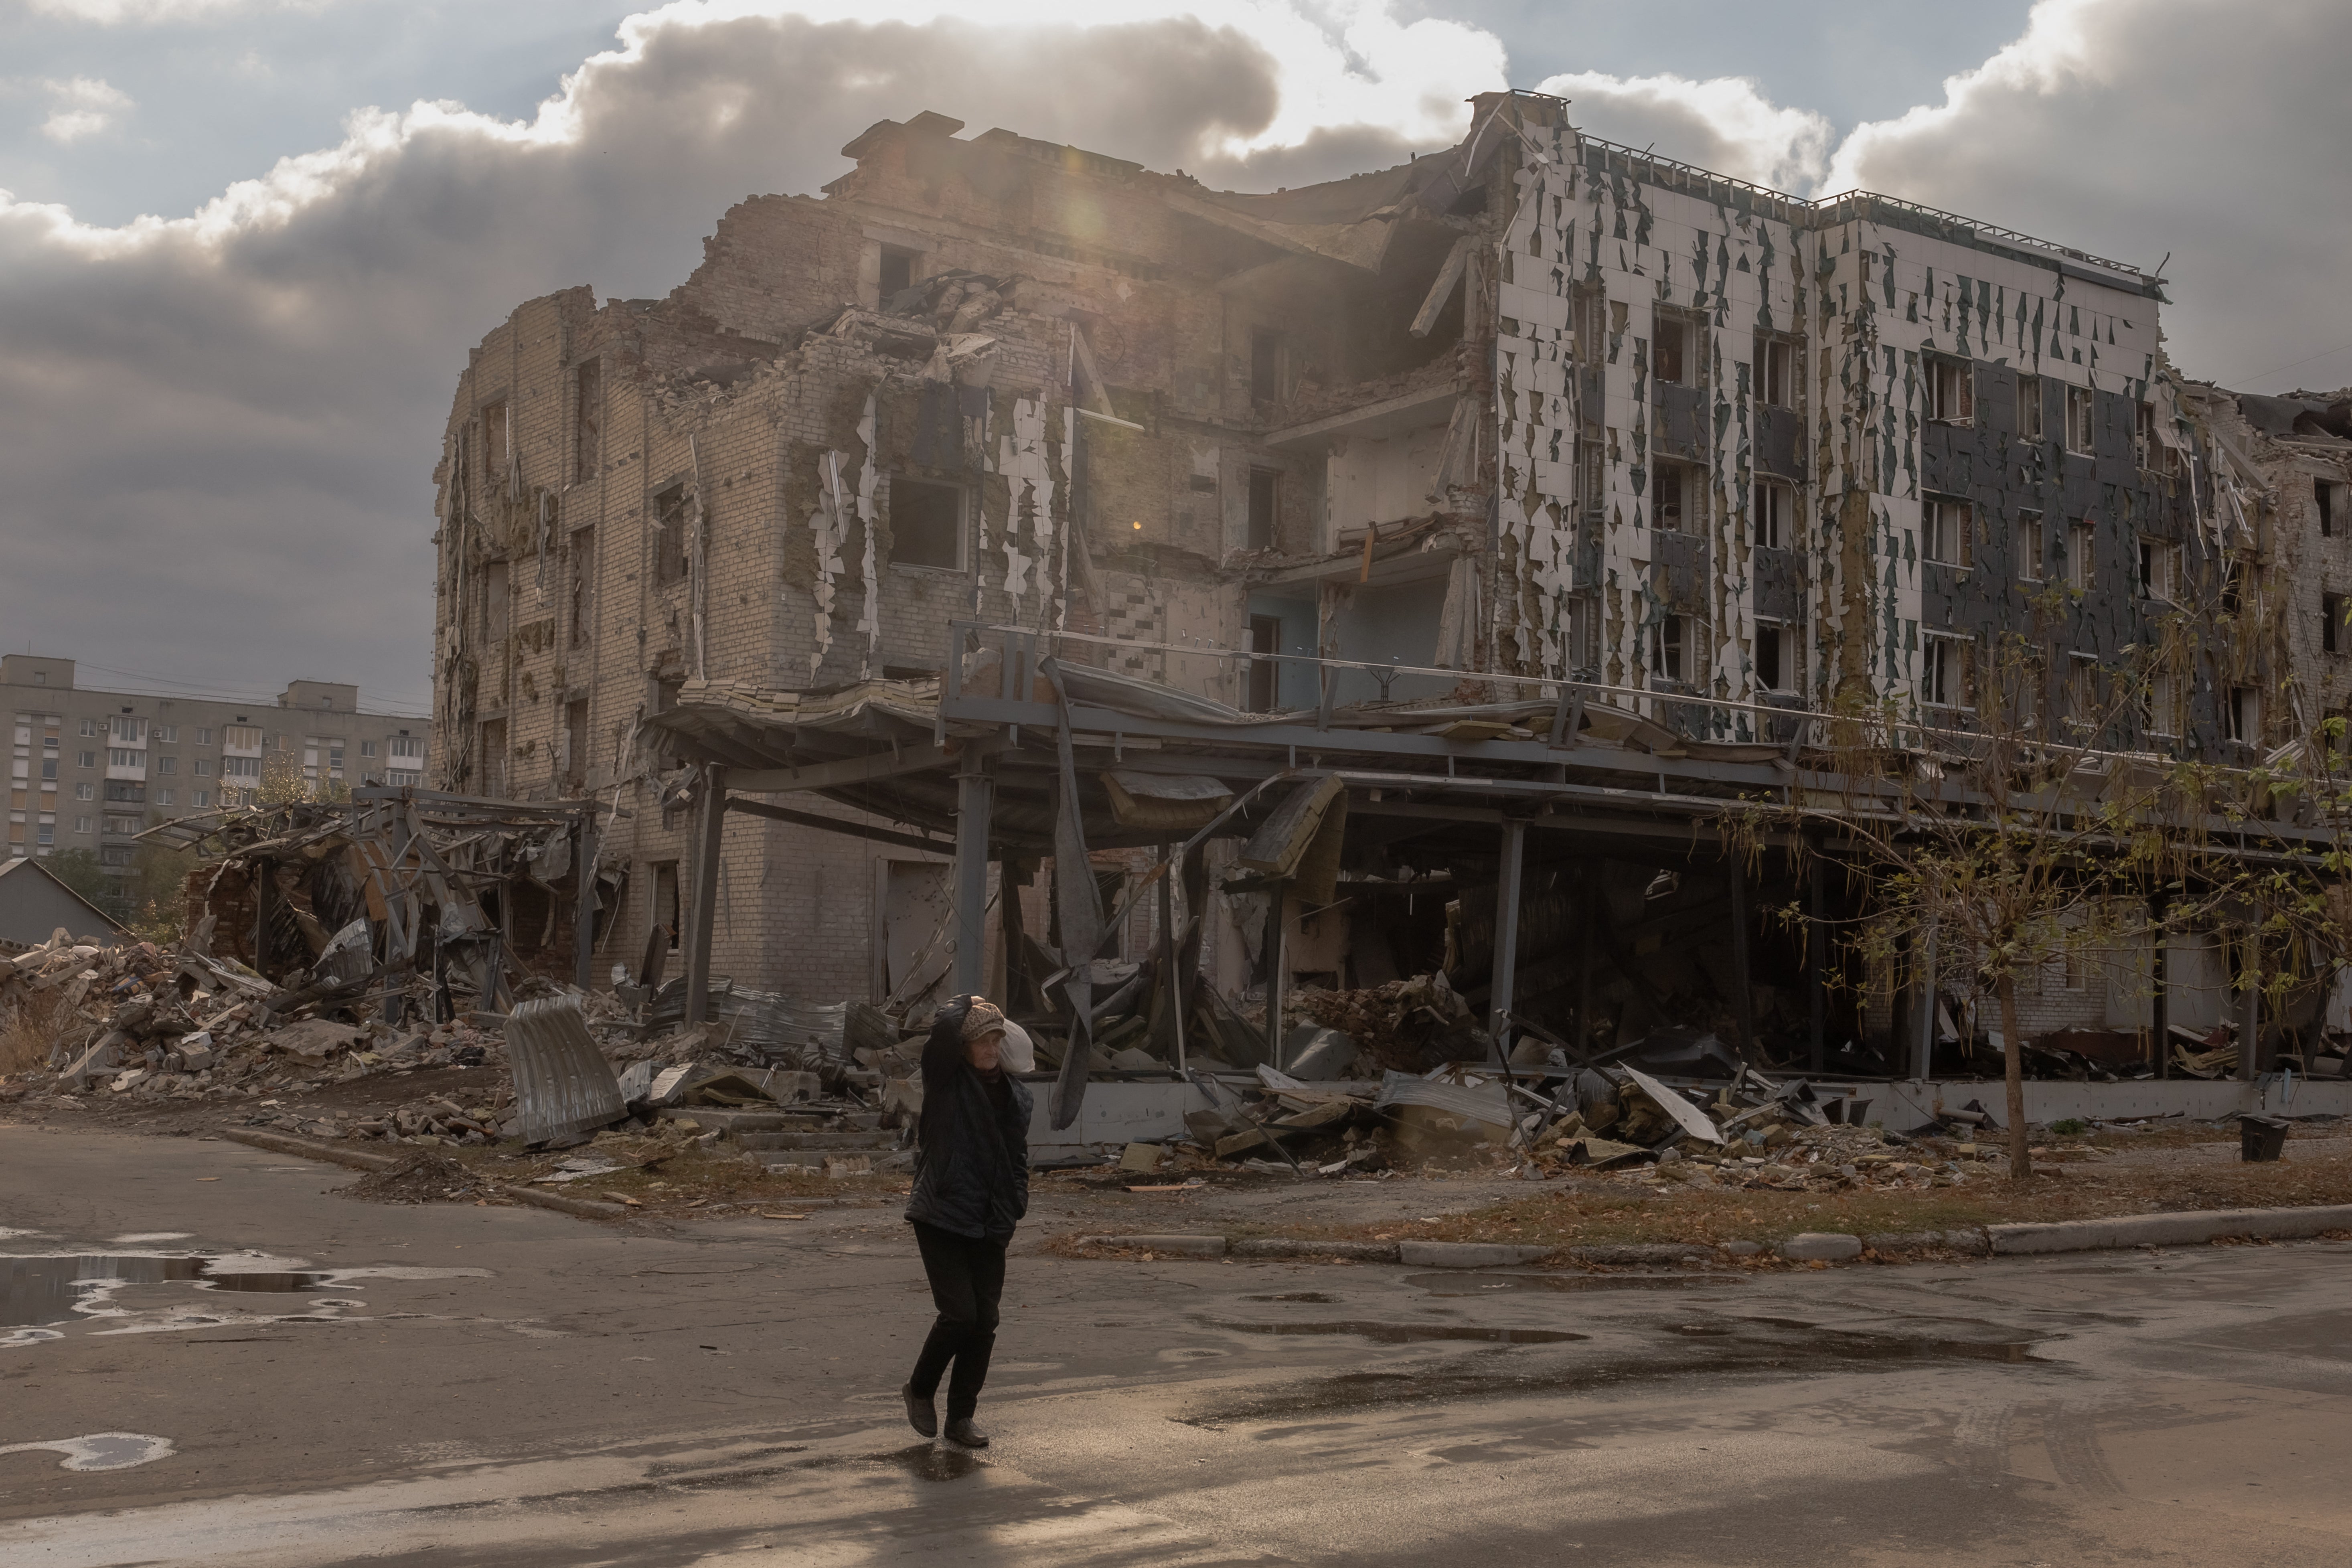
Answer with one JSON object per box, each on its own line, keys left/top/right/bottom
{"left": 429, "top": 92, "right": 2293, "bottom": 1009}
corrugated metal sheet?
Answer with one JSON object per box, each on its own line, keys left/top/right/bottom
{"left": 504, "top": 995, "right": 626, "bottom": 1145}
{"left": 644, "top": 978, "right": 894, "bottom": 1067}
{"left": 1372, "top": 1070, "right": 1512, "bottom": 1129}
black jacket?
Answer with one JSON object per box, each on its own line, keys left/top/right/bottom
{"left": 906, "top": 1034, "right": 1032, "bottom": 1241}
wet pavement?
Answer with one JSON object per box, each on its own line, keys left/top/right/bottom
{"left": 4, "top": 1122, "right": 2352, "bottom": 1565}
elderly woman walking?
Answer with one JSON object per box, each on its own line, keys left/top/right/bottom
{"left": 901, "top": 995, "right": 1031, "bottom": 1448}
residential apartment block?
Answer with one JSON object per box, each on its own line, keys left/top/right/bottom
{"left": 2, "top": 655, "right": 432, "bottom": 875}
{"left": 431, "top": 90, "right": 2314, "bottom": 1043}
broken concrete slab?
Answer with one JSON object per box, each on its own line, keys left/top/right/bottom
{"left": 1776, "top": 1232, "right": 1864, "bottom": 1263}
{"left": 1084, "top": 1234, "right": 1227, "bottom": 1258}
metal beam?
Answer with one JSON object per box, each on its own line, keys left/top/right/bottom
{"left": 1728, "top": 853, "right": 1754, "bottom": 1049}
{"left": 725, "top": 794, "right": 954, "bottom": 857}
{"left": 1488, "top": 820, "right": 1526, "bottom": 1059}
{"left": 729, "top": 743, "right": 959, "bottom": 795}
{"left": 952, "top": 755, "right": 994, "bottom": 997}
{"left": 573, "top": 814, "right": 596, "bottom": 993}
{"left": 683, "top": 763, "right": 727, "bottom": 1027}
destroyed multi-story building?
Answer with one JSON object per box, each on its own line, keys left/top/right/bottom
{"left": 5, "top": 655, "right": 432, "bottom": 880}
{"left": 431, "top": 91, "right": 2340, "bottom": 1070}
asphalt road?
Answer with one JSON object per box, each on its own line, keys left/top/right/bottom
{"left": 4, "top": 1122, "right": 2350, "bottom": 1567}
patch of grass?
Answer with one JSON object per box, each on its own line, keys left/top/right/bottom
{"left": 2050, "top": 1118, "right": 2088, "bottom": 1136}
{"left": 0, "top": 994, "right": 61, "bottom": 1076}
{"left": 446, "top": 1139, "right": 908, "bottom": 1211}
{"left": 1211, "top": 1151, "right": 2352, "bottom": 1252}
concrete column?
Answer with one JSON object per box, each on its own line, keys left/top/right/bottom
{"left": 1913, "top": 924, "right": 1937, "bottom": 1080}
{"left": 1806, "top": 852, "right": 1826, "bottom": 1073}
{"left": 1487, "top": 820, "right": 1527, "bottom": 1058}
{"left": 682, "top": 764, "right": 726, "bottom": 1027}
{"left": 952, "top": 756, "right": 994, "bottom": 997}
{"left": 1728, "top": 854, "right": 1754, "bottom": 1049}
{"left": 1264, "top": 883, "right": 1288, "bottom": 1069}
{"left": 573, "top": 814, "right": 597, "bottom": 994}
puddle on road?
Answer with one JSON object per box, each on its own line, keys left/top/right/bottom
{"left": 1201, "top": 1318, "right": 1586, "bottom": 1345}
{"left": 1180, "top": 1315, "right": 2051, "bottom": 1425}
{"left": 803, "top": 1443, "right": 988, "bottom": 1483}
{"left": 1406, "top": 1272, "right": 1740, "bottom": 1296}
{"left": 0, "top": 1250, "right": 490, "bottom": 1347}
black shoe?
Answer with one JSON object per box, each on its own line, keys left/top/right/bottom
{"left": 943, "top": 1417, "right": 989, "bottom": 1448}
{"left": 901, "top": 1382, "right": 937, "bottom": 1438}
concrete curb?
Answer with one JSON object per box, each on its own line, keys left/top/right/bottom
{"left": 1399, "top": 1240, "right": 1556, "bottom": 1268}
{"left": 1987, "top": 1203, "right": 2352, "bottom": 1254}
{"left": 220, "top": 1126, "right": 633, "bottom": 1222}
{"left": 1061, "top": 1202, "right": 2352, "bottom": 1269}
{"left": 221, "top": 1127, "right": 401, "bottom": 1173}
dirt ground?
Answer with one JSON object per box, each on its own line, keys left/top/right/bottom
{"left": 7, "top": 1072, "right": 2343, "bottom": 1250}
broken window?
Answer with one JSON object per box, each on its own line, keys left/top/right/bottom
{"left": 2017, "top": 512, "right": 2045, "bottom": 581}
{"left": 652, "top": 484, "right": 689, "bottom": 585}
{"left": 478, "top": 718, "right": 506, "bottom": 797}
{"left": 569, "top": 526, "right": 595, "bottom": 648}
{"left": 1754, "top": 480, "right": 1791, "bottom": 549}
{"left": 2228, "top": 686, "right": 2261, "bottom": 745}
{"left": 1652, "top": 313, "right": 1690, "bottom": 385}
{"left": 1646, "top": 614, "right": 1689, "bottom": 685}
{"left": 2326, "top": 593, "right": 2346, "bottom": 656}
{"left": 1755, "top": 620, "right": 1793, "bottom": 693}
{"left": 2135, "top": 403, "right": 2157, "bottom": 469}
{"left": 1250, "top": 328, "right": 1284, "bottom": 404}
{"left": 2017, "top": 374, "right": 2044, "bottom": 442}
{"left": 1653, "top": 462, "right": 1692, "bottom": 531}
{"left": 573, "top": 361, "right": 601, "bottom": 483}
{"left": 564, "top": 698, "right": 590, "bottom": 789}
{"left": 1923, "top": 496, "right": 1971, "bottom": 567}
{"left": 482, "top": 559, "right": 511, "bottom": 640}
{"left": 2063, "top": 654, "right": 2099, "bottom": 730}
{"left": 1753, "top": 335, "right": 1793, "bottom": 409}
{"left": 1577, "top": 440, "right": 1605, "bottom": 517}
{"left": 2143, "top": 671, "right": 2179, "bottom": 739}
{"left": 2139, "top": 538, "right": 2179, "bottom": 602}
{"left": 2068, "top": 521, "right": 2096, "bottom": 590}
{"left": 1925, "top": 357, "right": 1973, "bottom": 424}
{"left": 2065, "top": 385, "right": 2095, "bottom": 454}
{"left": 2223, "top": 555, "right": 2250, "bottom": 613}
{"left": 1573, "top": 288, "right": 1608, "bottom": 366}
{"left": 891, "top": 477, "right": 965, "bottom": 571}
{"left": 2320, "top": 478, "right": 2340, "bottom": 538}
{"left": 483, "top": 400, "right": 510, "bottom": 486}
{"left": 878, "top": 245, "right": 917, "bottom": 305}
{"left": 651, "top": 861, "right": 680, "bottom": 952}
{"left": 1245, "top": 615, "right": 1282, "bottom": 713}
{"left": 1247, "top": 467, "right": 1282, "bottom": 551}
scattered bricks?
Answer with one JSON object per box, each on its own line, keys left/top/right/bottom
{"left": 1398, "top": 1240, "right": 1556, "bottom": 1268}
{"left": 1567, "top": 1242, "right": 1716, "bottom": 1267}
{"left": 1776, "top": 1232, "right": 1864, "bottom": 1263}
{"left": 1085, "top": 1234, "right": 1227, "bottom": 1258}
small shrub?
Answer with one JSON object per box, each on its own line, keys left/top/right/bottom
{"left": 0, "top": 993, "right": 61, "bottom": 1076}
{"left": 2050, "top": 1117, "right": 2087, "bottom": 1137}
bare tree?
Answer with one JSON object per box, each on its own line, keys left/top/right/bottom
{"left": 1736, "top": 623, "right": 2340, "bottom": 1180}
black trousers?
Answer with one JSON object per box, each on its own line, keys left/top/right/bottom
{"left": 908, "top": 1220, "right": 1008, "bottom": 1420}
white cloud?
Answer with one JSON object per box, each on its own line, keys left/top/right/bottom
{"left": 0, "top": 4, "right": 1505, "bottom": 705}
{"left": 35, "top": 76, "right": 133, "bottom": 143}
{"left": 25, "top": 0, "right": 321, "bottom": 23}
{"left": 1824, "top": 0, "right": 2352, "bottom": 389}
{"left": 1533, "top": 69, "right": 1833, "bottom": 192}
{"left": 2, "top": 0, "right": 2348, "bottom": 706}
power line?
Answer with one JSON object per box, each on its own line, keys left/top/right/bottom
{"left": 2212, "top": 338, "right": 2352, "bottom": 392}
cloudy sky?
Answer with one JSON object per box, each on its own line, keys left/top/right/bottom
{"left": 2, "top": 0, "right": 2346, "bottom": 713}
